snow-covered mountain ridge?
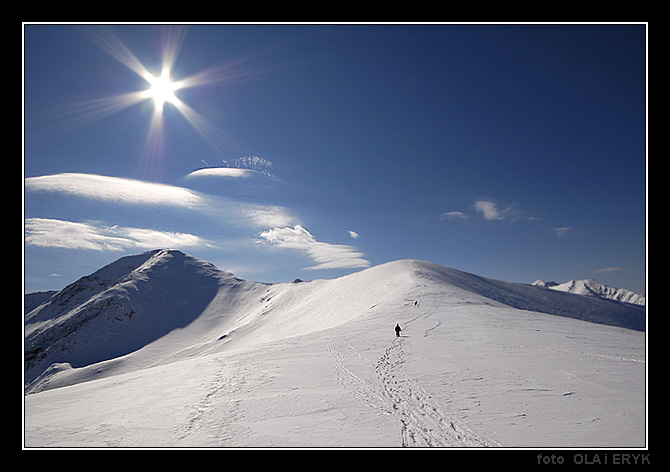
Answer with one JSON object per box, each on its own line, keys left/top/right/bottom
{"left": 25, "top": 249, "right": 249, "bottom": 387}
{"left": 25, "top": 249, "right": 645, "bottom": 392}
{"left": 532, "top": 278, "right": 645, "bottom": 306}
{"left": 24, "top": 250, "right": 646, "bottom": 447}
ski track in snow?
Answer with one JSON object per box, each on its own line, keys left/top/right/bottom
{"left": 177, "top": 357, "right": 249, "bottom": 446}
{"left": 327, "top": 331, "right": 499, "bottom": 447}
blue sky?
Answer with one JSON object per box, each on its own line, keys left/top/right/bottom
{"left": 23, "top": 23, "right": 647, "bottom": 295}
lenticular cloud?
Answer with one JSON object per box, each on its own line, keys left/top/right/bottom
{"left": 25, "top": 173, "right": 202, "bottom": 208}
{"left": 258, "top": 225, "right": 370, "bottom": 270}
{"left": 24, "top": 218, "right": 209, "bottom": 251}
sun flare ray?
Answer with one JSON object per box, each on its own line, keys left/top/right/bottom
{"left": 37, "top": 26, "right": 252, "bottom": 164}
{"left": 29, "top": 91, "right": 149, "bottom": 139}
{"left": 77, "top": 25, "right": 152, "bottom": 82}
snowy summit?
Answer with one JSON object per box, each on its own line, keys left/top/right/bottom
{"left": 532, "top": 278, "right": 645, "bottom": 306}
{"left": 24, "top": 249, "right": 646, "bottom": 448}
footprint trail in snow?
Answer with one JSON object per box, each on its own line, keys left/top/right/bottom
{"left": 328, "top": 334, "right": 499, "bottom": 447}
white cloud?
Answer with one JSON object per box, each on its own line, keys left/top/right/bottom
{"left": 258, "top": 226, "right": 370, "bottom": 271}
{"left": 474, "top": 200, "right": 505, "bottom": 220}
{"left": 25, "top": 218, "right": 210, "bottom": 251}
{"left": 242, "top": 205, "right": 298, "bottom": 228}
{"left": 348, "top": 230, "right": 360, "bottom": 239}
{"left": 25, "top": 173, "right": 202, "bottom": 208}
{"left": 473, "top": 200, "right": 522, "bottom": 221}
{"left": 552, "top": 226, "right": 570, "bottom": 238}
{"left": 439, "top": 211, "right": 468, "bottom": 221}
{"left": 228, "top": 156, "right": 273, "bottom": 176}
{"left": 185, "top": 167, "right": 258, "bottom": 179}
{"left": 187, "top": 157, "right": 273, "bottom": 179}
{"left": 594, "top": 267, "right": 622, "bottom": 274}
{"left": 473, "top": 200, "right": 569, "bottom": 239}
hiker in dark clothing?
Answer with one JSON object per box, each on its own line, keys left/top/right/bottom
{"left": 395, "top": 324, "right": 402, "bottom": 337}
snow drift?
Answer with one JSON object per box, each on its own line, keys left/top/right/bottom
{"left": 24, "top": 250, "right": 647, "bottom": 447}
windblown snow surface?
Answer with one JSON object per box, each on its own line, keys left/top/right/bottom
{"left": 24, "top": 249, "right": 646, "bottom": 448}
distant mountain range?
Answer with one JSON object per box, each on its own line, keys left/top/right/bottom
{"left": 532, "top": 278, "right": 645, "bottom": 306}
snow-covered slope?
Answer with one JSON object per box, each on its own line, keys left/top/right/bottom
{"left": 24, "top": 290, "right": 57, "bottom": 314}
{"left": 25, "top": 250, "right": 419, "bottom": 392}
{"left": 25, "top": 249, "right": 248, "bottom": 388}
{"left": 24, "top": 251, "right": 647, "bottom": 448}
{"left": 533, "top": 278, "right": 645, "bottom": 306}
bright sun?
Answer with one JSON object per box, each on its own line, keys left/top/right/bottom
{"left": 144, "top": 68, "right": 181, "bottom": 113}
{"left": 69, "top": 26, "right": 238, "bottom": 157}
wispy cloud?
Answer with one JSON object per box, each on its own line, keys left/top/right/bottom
{"left": 473, "top": 200, "right": 520, "bottom": 221}
{"left": 552, "top": 226, "right": 571, "bottom": 238}
{"left": 439, "top": 211, "right": 468, "bottom": 221}
{"left": 474, "top": 200, "right": 502, "bottom": 220}
{"left": 225, "top": 156, "right": 273, "bottom": 176}
{"left": 25, "top": 170, "right": 365, "bottom": 274}
{"left": 25, "top": 218, "right": 211, "bottom": 251}
{"left": 258, "top": 226, "right": 370, "bottom": 271}
{"left": 25, "top": 173, "right": 202, "bottom": 208}
{"left": 190, "top": 157, "right": 274, "bottom": 179}
{"left": 441, "top": 200, "right": 571, "bottom": 240}
{"left": 242, "top": 205, "right": 299, "bottom": 228}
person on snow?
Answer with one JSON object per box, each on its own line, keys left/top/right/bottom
{"left": 395, "top": 324, "right": 402, "bottom": 337}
